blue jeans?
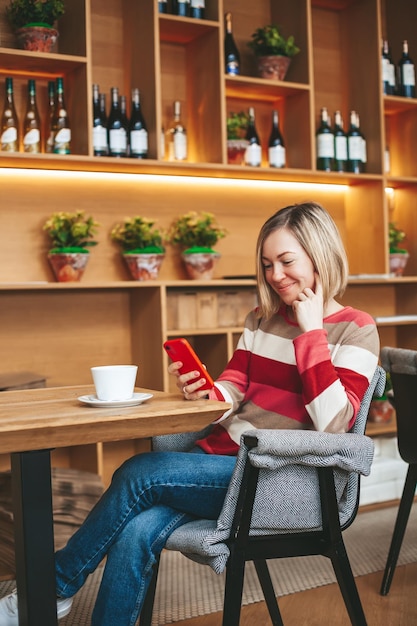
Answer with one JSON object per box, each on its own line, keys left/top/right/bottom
{"left": 55, "top": 450, "right": 236, "bottom": 625}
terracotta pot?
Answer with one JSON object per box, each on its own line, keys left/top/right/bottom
{"left": 123, "top": 252, "right": 165, "bottom": 281}
{"left": 368, "top": 399, "right": 395, "bottom": 423}
{"left": 227, "top": 139, "right": 249, "bottom": 165}
{"left": 181, "top": 251, "right": 220, "bottom": 280}
{"left": 48, "top": 252, "right": 89, "bottom": 282}
{"left": 16, "top": 26, "right": 58, "bottom": 52}
{"left": 257, "top": 55, "right": 291, "bottom": 81}
{"left": 389, "top": 252, "right": 409, "bottom": 276}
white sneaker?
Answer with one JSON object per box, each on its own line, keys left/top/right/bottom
{"left": 0, "top": 589, "right": 72, "bottom": 625}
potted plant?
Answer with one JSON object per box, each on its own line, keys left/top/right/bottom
{"left": 247, "top": 24, "right": 300, "bottom": 81}
{"left": 389, "top": 221, "right": 409, "bottom": 276}
{"left": 369, "top": 372, "right": 395, "bottom": 423}
{"left": 110, "top": 216, "right": 166, "bottom": 281}
{"left": 226, "top": 111, "right": 249, "bottom": 165}
{"left": 43, "top": 210, "right": 99, "bottom": 282}
{"left": 5, "top": 0, "right": 65, "bottom": 52}
{"left": 168, "top": 211, "right": 227, "bottom": 280}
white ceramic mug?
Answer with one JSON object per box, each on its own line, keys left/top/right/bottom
{"left": 91, "top": 365, "right": 138, "bottom": 401}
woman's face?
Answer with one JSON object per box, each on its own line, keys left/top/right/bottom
{"left": 261, "top": 227, "right": 316, "bottom": 306}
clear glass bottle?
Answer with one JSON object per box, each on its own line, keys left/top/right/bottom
{"left": 167, "top": 100, "right": 187, "bottom": 161}
{"left": 316, "top": 107, "right": 334, "bottom": 171}
{"left": 107, "top": 87, "right": 128, "bottom": 157}
{"left": 333, "top": 110, "right": 347, "bottom": 173}
{"left": 92, "top": 84, "right": 108, "bottom": 156}
{"left": 45, "top": 80, "right": 55, "bottom": 153}
{"left": 1, "top": 77, "right": 20, "bottom": 153}
{"left": 268, "top": 109, "right": 285, "bottom": 168}
{"left": 129, "top": 88, "right": 148, "bottom": 159}
{"left": 398, "top": 40, "right": 415, "bottom": 98}
{"left": 52, "top": 77, "right": 71, "bottom": 154}
{"left": 23, "top": 79, "right": 41, "bottom": 153}
{"left": 245, "top": 107, "right": 262, "bottom": 167}
{"left": 224, "top": 12, "right": 240, "bottom": 75}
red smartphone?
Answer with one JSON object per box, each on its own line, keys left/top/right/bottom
{"left": 163, "top": 338, "right": 214, "bottom": 391}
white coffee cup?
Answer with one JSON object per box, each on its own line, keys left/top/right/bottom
{"left": 91, "top": 365, "right": 138, "bottom": 401}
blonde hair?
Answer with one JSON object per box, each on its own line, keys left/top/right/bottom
{"left": 256, "top": 202, "right": 349, "bottom": 319}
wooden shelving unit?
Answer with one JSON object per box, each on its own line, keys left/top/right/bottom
{"left": 0, "top": 0, "right": 416, "bottom": 481}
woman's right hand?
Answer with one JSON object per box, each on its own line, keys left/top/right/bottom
{"left": 168, "top": 361, "right": 210, "bottom": 400}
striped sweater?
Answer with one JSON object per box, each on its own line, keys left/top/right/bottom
{"left": 198, "top": 305, "right": 380, "bottom": 455}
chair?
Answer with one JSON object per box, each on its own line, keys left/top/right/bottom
{"left": 140, "top": 367, "right": 385, "bottom": 626}
{"left": 379, "top": 347, "right": 417, "bottom": 596}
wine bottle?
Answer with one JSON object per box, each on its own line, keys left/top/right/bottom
{"left": 158, "top": 0, "right": 168, "bottom": 13}
{"left": 167, "top": 100, "right": 187, "bottom": 161}
{"left": 52, "top": 77, "right": 71, "bottom": 155}
{"left": 381, "top": 40, "right": 396, "bottom": 95}
{"left": 316, "top": 107, "right": 334, "bottom": 171}
{"left": 245, "top": 107, "right": 262, "bottom": 167}
{"left": 333, "top": 110, "right": 347, "bottom": 173}
{"left": 224, "top": 12, "right": 240, "bottom": 75}
{"left": 23, "top": 79, "right": 41, "bottom": 154}
{"left": 1, "top": 77, "right": 20, "bottom": 153}
{"left": 356, "top": 113, "right": 367, "bottom": 173}
{"left": 398, "top": 40, "right": 415, "bottom": 98}
{"left": 347, "top": 110, "right": 362, "bottom": 174}
{"left": 107, "top": 87, "right": 128, "bottom": 157}
{"left": 190, "top": 0, "right": 204, "bottom": 19}
{"left": 45, "top": 80, "right": 55, "bottom": 153}
{"left": 92, "top": 84, "right": 108, "bottom": 156}
{"left": 172, "top": 0, "right": 190, "bottom": 16}
{"left": 129, "top": 88, "right": 148, "bottom": 159}
{"left": 268, "top": 109, "right": 285, "bottom": 168}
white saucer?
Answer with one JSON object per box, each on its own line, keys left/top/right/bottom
{"left": 78, "top": 392, "right": 153, "bottom": 408}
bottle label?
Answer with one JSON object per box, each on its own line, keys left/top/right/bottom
{"left": 130, "top": 128, "right": 148, "bottom": 155}
{"left": 382, "top": 58, "right": 391, "bottom": 83}
{"left": 23, "top": 129, "right": 40, "bottom": 152}
{"left": 109, "top": 128, "right": 127, "bottom": 153}
{"left": 348, "top": 136, "right": 362, "bottom": 160}
{"left": 226, "top": 61, "right": 240, "bottom": 75}
{"left": 268, "top": 145, "right": 286, "bottom": 168}
{"left": 93, "top": 125, "right": 108, "bottom": 151}
{"left": 388, "top": 64, "right": 396, "bottom": 87}
{"left": 402, "top": 64, "right": 415, "bottom": 86}
{"left": 317, "top": 133, "right": 334, "bottom": 158}
{"left": 191, "top": 0, "right": 204, "bottom": 7}
{"left": 245, "top": 143, "right": 262, "bottom": 166}
{"left": 173, "top": 131, "right": 187, "bottom": 160}
{"left": 334, "top": 136, "right": 348, "bottom": 161}
{"left": 1, "top": 127, "right": 17, "bottom": 145}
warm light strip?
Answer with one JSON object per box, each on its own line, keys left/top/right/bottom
{"left": 0, "top": 168, "right": 348, "bottom": 193}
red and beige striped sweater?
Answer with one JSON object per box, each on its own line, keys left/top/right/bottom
{"left": 198, "top": 305, "right": 380, "bottom": 455}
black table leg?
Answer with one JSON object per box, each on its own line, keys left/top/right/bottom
{"left": 11, "top": 450, "right": 58, "bottom": 626}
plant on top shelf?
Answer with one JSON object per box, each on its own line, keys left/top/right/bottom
{"left": 247, "top": 24, "right": 300, "bottom": 58}
{"left": 110, "top": 216, "right": 166, "bottom": 281}
{"left": 226, "top": 111, "right": 249, "bottom": 140}
{"left": 389, "top": 221, "right": 407, "bottom": 253}
{"left": 43, "top": 211, "right": 99, "bottom": 252}
{"left": 167, "top": 211, "right": 227, "bottom": 254}
{"left": 110, "top": 216, "right": 165, "bottom": 254}
{"left": 5, "top": 0, "right": 65, "bottom": 30}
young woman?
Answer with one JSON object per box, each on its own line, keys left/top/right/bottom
{"left": 0, "top": 202, "right": 379, "bottom": 626}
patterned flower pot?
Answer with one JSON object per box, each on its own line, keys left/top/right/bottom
{"left": 389, "top": 252, "right": 409, "bottom": 276}
{"left": 227, "top": 139, "right": 249, "bottom": 165}
{"left": 16, "top": 25, "right": 58, "bottom": 52}
{"left": 123, "top": 252, "right": 165, "bottom": 281}
{"left": 181, "top": 251, "right": 220, "bottom": 280}
{"left": 48, "top": 252, "right": 90, "bottom": 282}
{"left": 257, "top": 55, "right": 291, "bottom": 81}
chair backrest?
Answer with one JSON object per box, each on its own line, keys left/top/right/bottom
{"left": 380, "top": 346, "right": 417, "bottom": 464}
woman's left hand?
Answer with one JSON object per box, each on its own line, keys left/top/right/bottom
{"left": 292, "top": 274, "right": 324, "bottom": 332}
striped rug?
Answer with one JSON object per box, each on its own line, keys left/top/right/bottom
{"left": 1, "top": 504, "right": 416, "bottom": 625}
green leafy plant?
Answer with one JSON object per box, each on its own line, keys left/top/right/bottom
{"left": 167, "top": 211, "right": 227, "bottom": 253}
{"left": 43, "top": 211, "right": 99, "bottom": 252}
{"left": 227, "top": 111, "right": 249, "bottom": 140}
{"left": 110, "top": 217, "right": 165, "bottom": 254}
{"left": 389, "top": 221, "right": 407, "bottom": 253}
{"left": 247, "top": 24, "right": 300, "bottom": 57}
{"left": 5, "top": 0, "right": 65, "bottom": 30}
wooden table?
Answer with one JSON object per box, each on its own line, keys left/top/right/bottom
{"left": 0, "top": 385, "right": 229, "bottom": 626}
